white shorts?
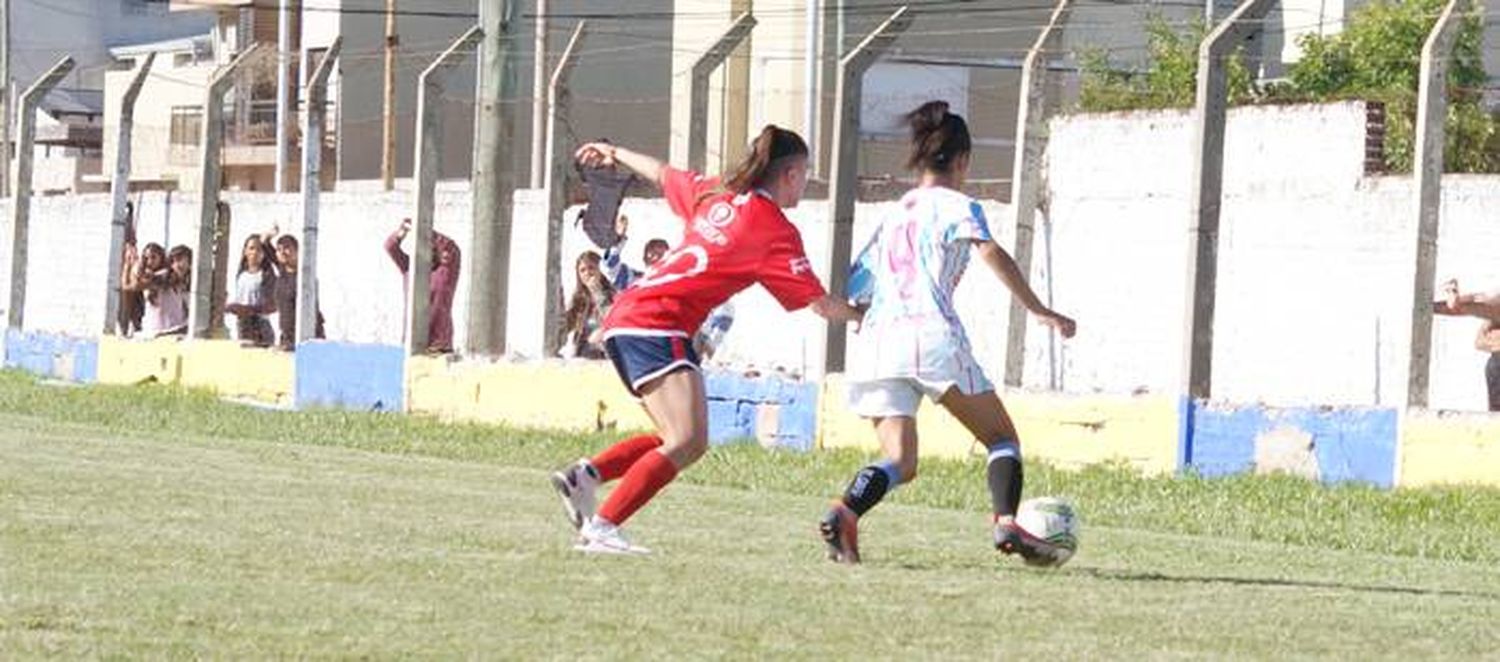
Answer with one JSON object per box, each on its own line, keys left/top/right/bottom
{"left": 847, "top": 377, "right": 977, "bottom": 418}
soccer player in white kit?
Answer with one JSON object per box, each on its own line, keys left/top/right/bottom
{"left": 819, "top": 101, "right": 1077, "bottom": 565}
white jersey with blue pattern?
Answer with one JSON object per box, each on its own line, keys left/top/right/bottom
{"left": 845, "top": 186, "right": 994, "bottom": 394}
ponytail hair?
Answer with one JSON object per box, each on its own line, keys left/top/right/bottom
{"left": 906, "top": 101, "right": 971, "bottom": 174}
{"left": 722, "top": 125, "right": 809, "bottom": 194}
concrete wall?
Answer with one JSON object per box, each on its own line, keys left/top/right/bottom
{"left": 9, "top": 101, "right": 1500, "bottom": 412}
{"left": 6, "top": 100, "right": 1500, "bottom": 491}
{"left": 1045, "top": 101, "right": 1499, "bottom": 412}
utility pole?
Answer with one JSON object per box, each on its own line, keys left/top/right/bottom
{"left": 1181, "top": 0, "right": 1271, "bottom": 400}
{"left": 530, "top": 0, "right": 547, "bottom": 188}
{"left": 468, "top": 0, "right": 517, "bottom": 355}
{"left": 1, "top": 0, "right": 9, "bottom": 198}
{"left": 381, "top": 0, "right": 398, "bottom": 191}
{"left": 6, "top": 57, "right": 75, "bottom": 330}
{"left": 1405, "top": 0, "right": 1466, "bottom": 408}
{"left": 820, "top": 7, "right": 911, "bottom": 375}
{"left": 275, "top": 0, "right": 293, "bottom": 192}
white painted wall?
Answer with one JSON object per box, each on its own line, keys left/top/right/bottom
{"left": 1045, "top": 101, "right": 1498, "bottom": 411}
{"left": 5, "top": 101, "right": 1498, "bottom": 411}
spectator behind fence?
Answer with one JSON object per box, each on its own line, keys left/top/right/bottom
{"left": 139, "top": 243, "right": 190, "bottom": 338}
{"left": 121, "top": 241, "right": 164, "bottom": 339}
{"left": 1435, "top": 279, "right": 1500, "bottom": 411}
{"left": 117, "top": 201, "right": 144, "bottom": 337}
{"left": 269, "top": 234, "right": 326, "bottom": 351}
{"left": 385, "top": 218, "right": 459, "bottom": 353}
{"left": 225, "top": 234, "right": 278, "bottom": 348}
{"left": 558, "top": 251, "right": 614, "bottom": 359}
{"left": 158, "top": 245, "right": 193, "bottom": 336}
{"left": 601, "top": 221, "right": 732, "bottom": 361}
{"left": 599, "top": 214, "right": 670, "bottom": 292}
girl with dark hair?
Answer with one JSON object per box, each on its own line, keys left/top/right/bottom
{"left": 225, "top": 235, "right": 278, "bottom": 347}
{"left": 551, "top": 126, "right": 864, "bottom": 554}
{"left": 123, "top": 242, "right": 165, "bottom": 336}
{"left": 818, "top": 101, "right": 1077, "bottom": 565}
{"left": 385, "top": 218, "right": 460, "bottom": 353}
{"left": 136, "top": 243, "right": 187, "bottom": 338}
{"left": 559, "top": 250, "right": 615, "bottom": 359}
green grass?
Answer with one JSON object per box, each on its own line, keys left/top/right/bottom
{"left": 3, "top": 410, "right": 1498, "bottom": 658}
{"left": 1, "top": 370, "right": 1497, "bottom": 564}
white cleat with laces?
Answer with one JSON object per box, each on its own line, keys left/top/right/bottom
{"left": 550, "top": 459, "right": 600, "bottom": 531}
{"left": 573, "top": 517, "right": 651, "bottom": 555}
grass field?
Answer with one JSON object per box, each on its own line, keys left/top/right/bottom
{"left": 2, "top": 372, "right": 1499, "bottom": 658}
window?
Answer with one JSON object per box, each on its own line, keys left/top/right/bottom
{"left": 170, "top": 106, "right": 203, "bottom": 146}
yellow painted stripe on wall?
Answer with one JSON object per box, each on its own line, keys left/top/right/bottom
{"left": 1398, "top": 412, "right": 1500, "bottom": 488}
{"left": 407, "top": 358, "right": 652, "bottom": 433}
{"left": 819, "top": 374, "right": 1178, "bottom": 475}
{"left": 178, "top": 340, "right": 294, "bottom": 406}
{"left": 96, "top": 336, "right": 184, "bottom": 386}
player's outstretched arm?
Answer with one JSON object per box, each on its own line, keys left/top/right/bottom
{"left": 975, "top": 240, "right": 1076, "bottom": 339}
{"left": 575, "top": 142, "right": 666, "bottom": 188}
{"left": 808, "top": 295, "right": 864, "bottom": 326}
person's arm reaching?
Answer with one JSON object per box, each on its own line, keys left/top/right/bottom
{"left": 975, "top": 239, "right": 1076, "bottom": 338}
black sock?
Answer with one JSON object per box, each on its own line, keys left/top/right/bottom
{"left": 986, "top": 442, "right": 1024, "bottom": 518}
{"left": 841, "top": 461, "right": 900, "bottom": 517}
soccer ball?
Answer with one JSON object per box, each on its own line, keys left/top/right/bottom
{"left": 1015, "top": 496, "right": 1080, "bottom": 567}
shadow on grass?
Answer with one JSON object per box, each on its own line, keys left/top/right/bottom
{"left": 1074, "top": 567, "right": 1500, "bottom": 601}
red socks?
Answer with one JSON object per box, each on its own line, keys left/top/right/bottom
{"left": 596, "top": 450, "right": 679, "bottom": 526}
{"left": 590, "top": 434, "right": 663, "bottom": 482}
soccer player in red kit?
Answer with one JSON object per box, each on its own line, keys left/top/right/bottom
{"left": 553, "top": 126, "right": 864, "bottom": 554}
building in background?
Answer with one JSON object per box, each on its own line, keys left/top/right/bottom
{"left": 31, "top": 89, "right": 105, "bottom": 195}
{"left": 5, "top": 0, "right": 212, "bottom": 194}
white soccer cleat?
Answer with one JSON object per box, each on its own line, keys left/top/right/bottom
{"left": 550, "top": 459, "right": 600, "bottom": 531}
{"left": 573, "top": 518, "right": 651, "bottom": 555}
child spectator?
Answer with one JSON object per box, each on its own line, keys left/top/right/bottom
{"left": 558, "top": 250, "right": 614, "bottom": 359}
{"left": 119, "top": 240, "right": 163, "bottom": 338}
{"left": 385, "top": 218, "right": 460, "bottom": 353}
{"left": 269, "top": 234, "right": 325, "bottom": 351}
{"left": 117, "top": 201, "right": 144, "bottom": 337}
{"left": 137, "top": 243, "right": 187, "bottom": 338}
{"left": 598, "top": 214, "right": 670, "bottom": 292}
{"left": 225, "top": 234, "right": 278, "bottom": 347}
{"left": 153, "top": 245, "right": 193, "bottom": 337}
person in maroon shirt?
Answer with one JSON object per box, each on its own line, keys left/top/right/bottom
{"left": 385, "top": 218, "right": 460, "bottom": 353}
{"left": 550, "top": 126, "right": 864, "bottom": 555}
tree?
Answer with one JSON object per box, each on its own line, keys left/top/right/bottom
{"left": 1076, "top": 1, "right": 1497, "bottom": 173}
{"left": 1079, "top": 16, "right": 1255, "bottom": 112}
{"left": 1287, "top": 0, "right": 1493, "bottom": 172}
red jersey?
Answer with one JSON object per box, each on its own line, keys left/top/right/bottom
{"left": 601, "top": 166, "right": 827, "bottom": 338}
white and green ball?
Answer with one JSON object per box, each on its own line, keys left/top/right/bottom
{"left": 1016, "top": 496, "right": 1080, "bottom": 567}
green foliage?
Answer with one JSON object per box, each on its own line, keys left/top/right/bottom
{"left": 1079, "top": 16, "right": 1256, "bottom": 111}
{"left": 1078, "top": 1, "right": 1498, "bottom": 172}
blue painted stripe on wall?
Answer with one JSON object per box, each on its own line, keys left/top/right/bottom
{"left": 4, "top": 329, "right": 98, "bottom": 383}
{"left": 294, "top": 342, "right": 405, "bottom": 412}
{"left": 1187, "top": 402, "right": 1398, "bottom": 488}
{"left": 703, "top": 371, "right": 819, "bottom": 450}
{"left": 1177, "top": 396, "right": 1195, "bottom": 475}
{"left": 774, "top": 382, "right": 820, "bottom": 452}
